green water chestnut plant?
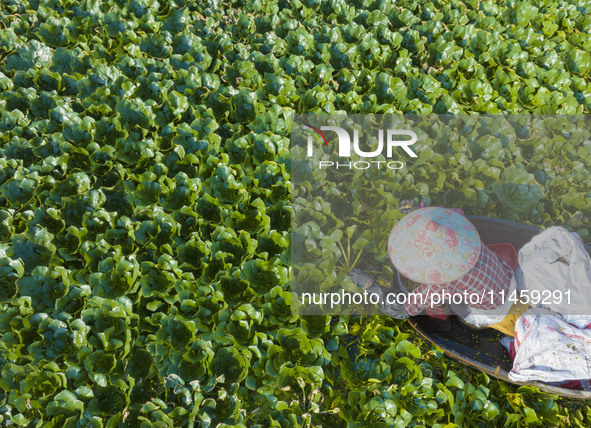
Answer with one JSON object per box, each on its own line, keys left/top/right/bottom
{"left": 0, "top": 0, "right": 590, "bottom": 427}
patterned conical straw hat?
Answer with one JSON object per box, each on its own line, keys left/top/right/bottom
{"left": 387, "top": 207, "right": 481, "bottom": 285}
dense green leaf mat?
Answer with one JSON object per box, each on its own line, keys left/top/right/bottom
{"left": 0, "top": 0, "right": 590, "bottom": 426}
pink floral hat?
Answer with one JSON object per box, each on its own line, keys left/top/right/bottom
{"left": 387, "top": 207, "right": 481, "bottom": 285}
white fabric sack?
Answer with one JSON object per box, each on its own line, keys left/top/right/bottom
{"left": 518, "top": 226, "right": 591, "bottom": 328}
{"left": 506, "top": 308, "right": 591, "bottom": 383}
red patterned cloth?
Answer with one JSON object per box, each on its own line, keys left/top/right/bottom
{"left": 404, "top": 243, "right": 513, "bottom": 317}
